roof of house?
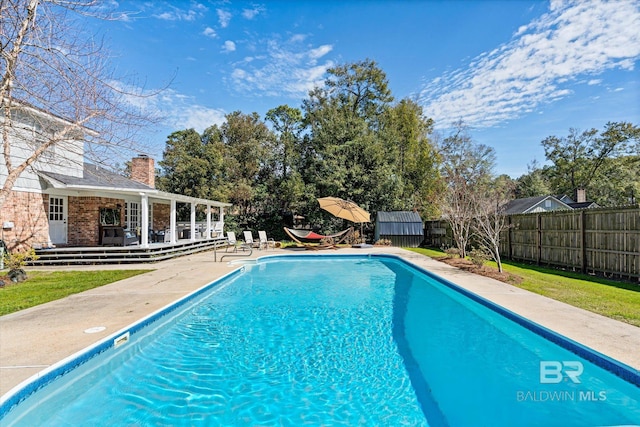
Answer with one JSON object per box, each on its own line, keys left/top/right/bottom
{"left": 38, "top": 163, "right": 153, "bottom": 191}
{"left": 567, "top": 201, "right": 600, "bottom": 209}
{"left": 37, "top": 163, "right": 231, "bottom": 207}
{"left": 502, "top": 195, "right": 572, "bottom": 215}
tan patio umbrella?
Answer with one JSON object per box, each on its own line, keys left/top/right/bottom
{"left": 317, "top": 197, "right": 370, "bottom": 223}
{"left": 317, "top": 197, "right": 370, "bottom": 242}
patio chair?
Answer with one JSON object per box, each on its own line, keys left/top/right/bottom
{"left": 258, "top": 230, "right": 276, "bottom": 250}
{"left": 243, "top": 231, "right": 260, "bottom": 248}
{"left": 225, "top": 231, "right": 238, "bottom": 252}
{"left": 211, "top": 221, "right": 224, "bottom": 238}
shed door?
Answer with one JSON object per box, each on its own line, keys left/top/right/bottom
{"left": 48, "top": 196, "right": 68, "bottom": 244}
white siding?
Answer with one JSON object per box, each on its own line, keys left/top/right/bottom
{"left": 1, "top": 107, "right": 84, "bottom": 192}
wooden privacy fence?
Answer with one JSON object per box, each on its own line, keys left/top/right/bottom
{"left": 425, "top": 207, "right": 640, "bottom": 281}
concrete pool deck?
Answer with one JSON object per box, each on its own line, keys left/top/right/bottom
{"left": 1, "top": 246, "right": 639, "bottom": 397}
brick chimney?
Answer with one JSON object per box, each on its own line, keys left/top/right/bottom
{"left": 575, "top": 188, "right": 586, "bottom": 203}
{"left": 131, "top": 155, "right": 155, "bottom": 188}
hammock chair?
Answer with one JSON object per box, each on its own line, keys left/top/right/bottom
{"left": 283, "top": 227, "right": 352, "bottom": 245}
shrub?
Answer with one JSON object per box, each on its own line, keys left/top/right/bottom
{"left": 374, "top": 239, "right": 392, "bottom": 246}
{"left": 468, "top": 248, "right": 490, "bottom": 268}
{"left": 444, "top": 247, "right": 460, "bottom": 258}
{"left": 2, "top": 248, "right": 39, "bottom": 283}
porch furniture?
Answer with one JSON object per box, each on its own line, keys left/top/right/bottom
{"left": 211, "top": 221, "right": 224, "bottom": 238}
{"left": 101, "top": 226, "right": 138, "bottom": 246}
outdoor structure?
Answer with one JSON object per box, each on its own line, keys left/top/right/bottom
{"left": 374, "top": 211, "right": 423, "bottom": 247}
{"left": 502, "top": 195, "right": 572, "bottom": 215}
{"left": 558, "top": 189, "right": 600, "bottom": 209}
{"left": 1, "top": 102, "right": 230, "bottom": 252}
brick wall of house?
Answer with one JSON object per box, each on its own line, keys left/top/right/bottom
{"left": 1, "top": 192, "right": 171, "bottom": 249}
{"left": 0, "top": 190, "right": 50, "bottom": 251}
{"left": 67, "top": 196, "right": 124, "bottom": 246}
{"left": 153, "top": 203, "right": 170, "bottom": 231}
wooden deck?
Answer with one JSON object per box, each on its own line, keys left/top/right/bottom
{"left": 30, "top": 238, "right": 230, "bottom": 266}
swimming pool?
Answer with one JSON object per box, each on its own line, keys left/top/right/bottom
{"left": 1, "top": 255, "right": 639, "bottom": 426}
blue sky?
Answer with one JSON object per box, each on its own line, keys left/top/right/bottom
{"left": 95, "top": 0, "right": 640, "bottom": 177}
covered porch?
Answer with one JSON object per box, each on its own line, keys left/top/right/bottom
{"left": 37, "top": 163, "right": 232, "bottom": 250}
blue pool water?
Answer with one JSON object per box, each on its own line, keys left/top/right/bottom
{"left": 1, "top": 255, "right": 639, "bottom": 426}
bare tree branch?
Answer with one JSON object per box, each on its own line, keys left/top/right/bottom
{"left": 1, "top": 0, "right": 162, "bottom": 209}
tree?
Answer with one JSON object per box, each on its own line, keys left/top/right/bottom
{"left": 381, "top": 99, "right": 443, "bottom": 218}
{"left": 471, "top": 175, "right": 514, "bottom": 273}
{"left": 219, "top": 111, "right": 271, "bottom": 225}
{"left": 579, "top": 155, "right": 640, "bottom": 207}
{"left": 1, "top": 0, "right": 157, "bottom": 210}
{"left": 541, "top": 122, "right": 640, "bottom": 203}
{"left": 515, "top": 160, "right": 552, "bottom": 198}
{"left": 264, "top": 105, "right": 308, "bottom": 218}
{"left": 265, "top": 105, "right": 304, "bottom": 181}
{"left": 157, "top": 128, "right": 224, "bottom": 199}
{"left": 301, "top": 59, "right": 396, "bottom": 226}
{"left": 438, "top": 121, "right": 496, "bottom": 258}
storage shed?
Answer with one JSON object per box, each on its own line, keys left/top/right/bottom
{"left": 374, "top": 211, "right": 424, "bottom": 247}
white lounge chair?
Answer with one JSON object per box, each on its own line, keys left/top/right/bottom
{"left": 243, "top": 231, "right": 260, "bottom": 248}
{"left": 258, "top": 230, "right": 276, "bottom": 250}
{"left": 226, "top": 231, "right": 238, "bottom": 252}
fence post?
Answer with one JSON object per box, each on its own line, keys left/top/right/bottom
{"left": 536, "top": 214, "right": 542, "bottom": 265}
{"left": 580, "top": 210, "right": 587, "bottom": 274}
{"left": 507, "top": 215, "right": 513, "bottom": 260}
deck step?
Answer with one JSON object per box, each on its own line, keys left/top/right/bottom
{"left": 29, "top": 239, "right": 228, "bottom": 266}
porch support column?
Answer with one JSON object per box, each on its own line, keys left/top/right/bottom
{"left": 140, "top": 193, "right": 149, "bottom": 248}
{"left": 170, "top": 199, "right": 177, "bottom": 244}
{"left": 220, "top": 207, "right": 225, "bottom": 228}
{"left": 206, "top": 204, "right": 212, "bottom": 240}
{"left": 190, "top": 202, "right": 196, "bottom": 242}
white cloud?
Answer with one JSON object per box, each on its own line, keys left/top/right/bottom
{"left": 222, "top": 40, "right": 236, "bottom": 53}
{"left": 177, "top": 104, "right": 227, "bottom": 132}
{"left": 116, "top": 83, "right": 226, "bottom": 133}
{"left": 308, "top": 45, "right": 333, "bottom": 61}
{"left": 289, "top": 34, "right": 307, "bottom": 43}
{"left": 153, "top": 94, "right": 225, "bottom": 133}
{"left": 203, "top": 27, "right": 217, "bottom": 38}
{"left": 587, "top": 79, "right": 602, "bottom": 85}
{"left": 217, "top": 9, "right": 232, "bottom": 28}
{"left": 228, "top": 38, "right": 334, "bottom": 98}
{"left": 153, "top": 3, "right": 207, "bottom": 21}
{"left": 242, "top": 6, "right": 264, "bottom": 20}
{"left": 418, "top": 0, "right": 640, "bottom": 129}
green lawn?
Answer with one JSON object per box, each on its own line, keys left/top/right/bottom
{"left": 0, "top": 270, "right": 151, "bottom": 316}
{"left": 406, "top": 247, "right": 640, "bottom": 327}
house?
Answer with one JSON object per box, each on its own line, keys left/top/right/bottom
{"left": 558, "top": 189, "right": 600, "bottom": 209}
{"left": 374, "top": 211, "right": 424, "bottom": 247}
{"left": 1, "top": 101, "right": 230, "bottom": 251}
{"left": 502, "top": 195, "right": 572, "bottom": 215}
{"left": 503, "top": 188, "right": 600, "bottom": 215}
